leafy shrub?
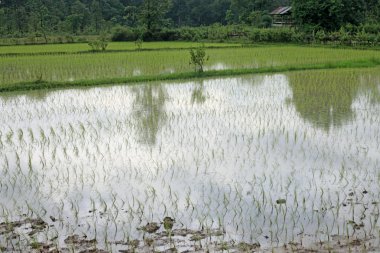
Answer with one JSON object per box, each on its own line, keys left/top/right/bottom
{"left": 207, "top": 24, "right": 228, "bottom": 41}
{"left": 65, "top": 35, "right": 74, "bottom": 43}
{"left": 111, "top": 26, "right": 137, "bottom": 41}
{"left": 360, "top": 23, "right": 380, "bottom": 34}
{"left": 189, "top": 45, "right": 209, "bottom": 73}
{"left": 261, "top": 15, "right": 273, "bottom": 28}
{"left": 315, "top": 30, "right": 327, "bottom": 43}
{"left": 248, "top": 28, "right": 295, "bottom": 42}
{"left": 135, "top": 39, "right": 143, "bottom": 50}
{"left": 158, "top": 29, "right": 181, "bottom": 41}
{"left": 88, "top": 36, "right": 108, "bottom": 51}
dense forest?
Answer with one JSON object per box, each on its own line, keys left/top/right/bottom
{"left": 0, "top": 0, "right": 292, "bottom": 36}
{"left": 0, "top": 0, "right": 380, "bottom": 38}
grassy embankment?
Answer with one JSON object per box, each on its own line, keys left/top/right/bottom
{"left": 1, "top": 43, "right": 380, "bottom": 92}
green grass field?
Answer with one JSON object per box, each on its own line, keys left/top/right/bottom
{"left": 0, "top": 41, "right": 240, "bottom": 55}
{"left": 1, "top": 43, "right": 380, "bottom": 91}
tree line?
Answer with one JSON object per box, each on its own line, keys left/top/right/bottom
{"left": 0, "top": 0, "right": 379, "bottom": 38}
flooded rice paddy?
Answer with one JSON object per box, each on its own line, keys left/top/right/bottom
{"left": 0, "top": 68, "right": 380, "bottom": 252}
{"left": 2, "top": 46, "right": 380, "bottom": 85}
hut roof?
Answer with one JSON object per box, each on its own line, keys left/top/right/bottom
{"left": 270, "top": 6, "right": 292, "bottom": 15}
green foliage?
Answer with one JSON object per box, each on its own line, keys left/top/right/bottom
{"left": 207, "top": 24, "right": 229, "bottom": 41}
{"left": 189, "top": 45, "right": 209, "bottom": 72}
{"left": 248, "top": 28, "right": 294, "bottom": 42}
{"left": 292, "top": 0, "right": 367, "bottom": 31}
{"left": 88, "top": 36, "right": 108, "bottom": 51}
{"left": 140, "top": 0, "right": 172, "bottom": 33}
{"left": 260, "top": 15, "right": 273, "bottom": 28}
{"left": 228, "top": 0, "right": 289, "bottom": 25}
{"left": 3, "top": 23, "right": 380, "bottom": 47}
{"left": 111, "top": 26, "right": 137, "bottom": 41}
{"left": 135, "top": 39, "right": 143, "bottom": 50}
{"left": 0, "top": 0, "right": 379, "bottom": 38}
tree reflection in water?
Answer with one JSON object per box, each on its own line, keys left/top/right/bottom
{"left": 288, "top": 69, "right": 380, "bottom": 130}
{"left": 132, "top": 84, "right": 167, "bottom": 145}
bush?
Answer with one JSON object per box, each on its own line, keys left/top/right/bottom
{"left": 158, "top": 29, "right": 181, "bottom": 41}
{"left": 178, "top": 27, "right": 206, "bottom": 41}
{"left": 111, "top": 26, "right": 137, "bottom": 41}
{"left": 291, "top": 31, "right": 306, "bottom": 43}
{"left": 336, "top": 28, "right": 351, "bottom": 45}
{"left": 88, "top": 36, "right": 108, "bottom": 51}
{"left": 135, "top": 39, "right": 143, "bottom": 50}
{"left": 315, "top": 30, "right": 327, "bottom": 43}
{"left": 189, "top": 45, "right": 209, "bottom": 73}
{"left": 355, "top": 30, "right": 370, "bottom": 45}
{"left": 248, "top": 29, "right": 261, "bottom": 42}
{"left": 57, "top": 36, "right": 64, "bottom": 44}
{"left": 207, "top": 24, "right": 228, "bottom": 41}
{"left": 248, "top": 28, "right": 295, "bottom": 43}
{"left": 360, "top": 23, "right": 380, "bottom": 34}
{"left": 260, "top": 15, "right": 273, "bottom": 28}
{"left": 65, "top": 35, "right": 74, "bottom": 43}
{"left": 273, "top": 29, "right": 293, "bottom": 42}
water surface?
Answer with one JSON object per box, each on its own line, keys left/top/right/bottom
{"left": 0, "top": 68, "right": 380, "bottom": 252}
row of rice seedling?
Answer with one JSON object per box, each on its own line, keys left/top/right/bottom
{"left": 0, "top": 41, "right": 240, "bottom": 55}
{"left": 0, "top": 68, "right": 379, "bottom": 252}
{"left": 1, "top": 45, "right": 380, "bottom": 87}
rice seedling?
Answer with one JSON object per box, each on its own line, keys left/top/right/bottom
{"left": 0, "top": 41, "right": 240, "bottom": 55}
{"left": 1, "top": 44, "right": 380, "bottom": 90}
{"left": 0, "top": 67, "right": 379, "bottom": 252}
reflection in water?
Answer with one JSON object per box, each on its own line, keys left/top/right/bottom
{"left": 0, "top": 89, "right": 51, "bottom": 102}
{"left": 360, "top": 74, "right": 380, "bottom": 104}
{"left": 191, "top": 81, "right": 206, "bottom": 104}
{"left": 0, "top": 70, "right": 380, "bottom": 252}
{"left": 133, "top": 85, "right": 167, "bottom": 145}
{"left": 133, "top": 68, "right": 142, "bottom": 76}
{"left": 288, "top": 70, "right": 362, "bottom": 130}
{"left": 204, "top": 62, "right": 228, "bottom": 71}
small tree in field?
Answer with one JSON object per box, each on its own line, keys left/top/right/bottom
{"left": 189, "top": 45, "right": 209, "bottom": 73}
{"left": 88, "top": 35, "right": 108, "bottom": 51}
{"left": 135, "top": 38, "right": 143, "bottom": 50}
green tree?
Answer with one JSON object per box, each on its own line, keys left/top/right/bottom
{"left": 0, "top": 8, "right": 6, "bottom": 35}
{"left": 90, "top": 0, "right": 103, "bottom": 32}
{"left": 292, "top": 0, "right": 366, "bottom": 31}
{"left": 0, "top": 0, "right": 377, "bottom": 36}
{"left": 140, "top": 0, "right": 172, "bottom": 32}
{"left": 189, "top": 45, "right": 209, "bottom": 72}
{"left": 168, "top": 0, "right": 191, "bottom": 26}
{"left": 362, "top": 0, "right": 380, "bottom": 21}
{"left": 124, "top": 5, "right": 139, "bottom": 26}
{"left": 228, "top": 0, "right": 254, "bottom": 24}
{"left": 66, "top": 0, "right": 90, "bottom": 34}
{"left": 26, "top": 0, "right": 50, "bottom": 43}
{"left": 227, "top": 0, "right": 288, "bottom": 24}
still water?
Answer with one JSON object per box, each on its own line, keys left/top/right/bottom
{"left": 0, "top": 68, "right": 380, "bottom": 252}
